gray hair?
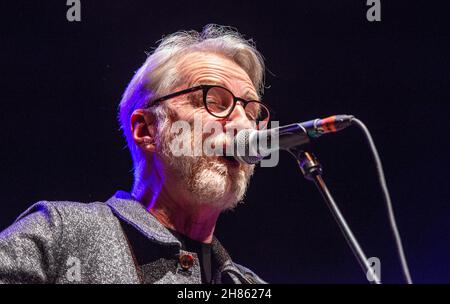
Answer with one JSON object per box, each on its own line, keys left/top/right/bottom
{"left": 118, "top": 24, "right": 265, "bottom": 179}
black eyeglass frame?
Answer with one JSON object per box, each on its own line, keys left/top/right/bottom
{"left": 145, "top": 84, "right": 271, "bottom": 124}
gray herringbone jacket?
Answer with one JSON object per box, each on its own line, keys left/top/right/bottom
{"left": 0, "top": 191, "right": 265, "bottom": 284}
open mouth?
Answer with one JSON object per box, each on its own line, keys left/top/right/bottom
{"left": 220, "top": 156, "right": 240, "bottom": 168}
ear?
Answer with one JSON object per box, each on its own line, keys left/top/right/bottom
{"left": 130, "top": 109, "right": 157, "bottom": 153}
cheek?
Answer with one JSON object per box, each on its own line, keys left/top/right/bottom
{"left": 170, "top": 108, "right": 227, "bottom": 143}
{"left": 182, "top": 109, "right": 224, "bottom": 126}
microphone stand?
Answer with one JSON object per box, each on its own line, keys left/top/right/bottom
{"left": 288, "top": 147, "right": 381, "bottom": 284}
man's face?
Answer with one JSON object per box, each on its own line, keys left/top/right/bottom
{"left": 156, "top": 52, "right": 257, "bottom": 211}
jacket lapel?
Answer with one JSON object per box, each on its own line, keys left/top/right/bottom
{"left": 105, "top": 191, "right": 180, "bottom": 247}
{"left": 105, "top": 191, "right": 250, "bottom": 283}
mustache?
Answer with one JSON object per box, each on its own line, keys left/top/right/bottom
{"left": 159, "top": 126, "right": 235, "bottom": 158}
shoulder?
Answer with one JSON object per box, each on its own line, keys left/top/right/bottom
{"left": 233, "top": 262, "right": 268, "bottom": 284}
{"left": 15, "top": 200, "right": 115, "bottom": 232}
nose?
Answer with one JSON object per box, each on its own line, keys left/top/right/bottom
{"left": 224, "top": 101, "right": 254, "bottom": 134}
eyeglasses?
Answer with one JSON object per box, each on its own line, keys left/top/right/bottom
{"left": 146, "top": 84, "right": 271, "bottom": 129}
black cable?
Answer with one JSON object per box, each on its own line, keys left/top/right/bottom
{"left": 352, "top": 118, "right": 413, "bottom": 284}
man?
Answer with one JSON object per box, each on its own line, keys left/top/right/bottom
{"left": 0, "top": 24, "right": 269, "bottom": 283}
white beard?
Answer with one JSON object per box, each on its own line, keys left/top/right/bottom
{"left": 157, "top": 120, "right": 254, "bottom": 211}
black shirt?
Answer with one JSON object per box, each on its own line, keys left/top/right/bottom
{"left": 169, "top": 229, "right": 213, "bottom": 284}
{"left": 120, "top": 219, "right": 218, "bottom": 284}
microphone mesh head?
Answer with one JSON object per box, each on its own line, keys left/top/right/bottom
{"left": 235, "top": 129, "right": 263, "bottom": 164}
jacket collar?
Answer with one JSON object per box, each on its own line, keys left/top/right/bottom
{"left": 105, "top": 191, "right": 233, "bottom": 259}
{"left": 105, "top": 190, "right": 181, "bottom": 247}
{"left": 105, "top": 190, "right": 247, "bottom": 282}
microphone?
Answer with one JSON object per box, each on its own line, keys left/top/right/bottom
{"left": 231, "top": 115, "right": 354, "bottom": 164}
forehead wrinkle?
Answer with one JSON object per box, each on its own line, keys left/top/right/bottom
{"left": 178, "top": 52, "right": 257, "bottom": 98}
{"left": 189, "top": 67, "right": 249, "bottom": 85}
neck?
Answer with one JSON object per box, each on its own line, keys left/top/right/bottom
{"left": 150, "top": 201, "right": 220, "bottom": 243}
{"left": 132, "top": 164, "right": 221, "bottom": 244}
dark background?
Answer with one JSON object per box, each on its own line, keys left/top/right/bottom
{"left": 1, "top": 0, "right": 449, "bottom": 283}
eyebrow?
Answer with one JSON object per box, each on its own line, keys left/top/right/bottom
{"left": 192, "top": 80, "right": 260, "bottom": 101}
{"left": 244, "top": 90, "right": 260, "bottom": 101}
{"left": 192, "top": 80, "right": 224, "bottom": 88}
